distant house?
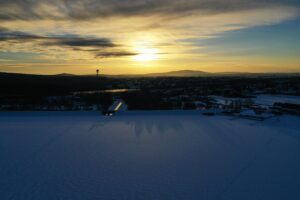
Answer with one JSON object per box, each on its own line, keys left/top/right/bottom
{"left": 194, "top": 101, "right": 207, "bottom": 110}
{"left": 210, "top": 96, "right": 254, "bottom": 110}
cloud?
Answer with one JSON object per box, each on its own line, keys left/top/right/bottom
{"left": 0, "top": 27, "right": 43, "bottom": 41}
{"left": 44, "top": 38, "right": 116, "bottom": 48}
{"left": 0, "top": 0, "right": 298, "bottom": 21}
{"left": 0, "top": 28, "right": 114, "bottom": 47}
{"left": 0, "top": 27, "right": 136, "bottom": 59}
{"left": 95, "top": 51, "right": 137, "bottom": 58}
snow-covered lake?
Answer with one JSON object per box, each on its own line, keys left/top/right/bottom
{"left": 0, "top": 111, "right": 300, "bottom": 200}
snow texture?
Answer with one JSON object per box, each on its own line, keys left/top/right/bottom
{"left": 0, "top": 111, "right": 300, "bottom": 200}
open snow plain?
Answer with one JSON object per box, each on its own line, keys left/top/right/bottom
{"left": 0, "top": 111, "right": 300, "bottom": 200}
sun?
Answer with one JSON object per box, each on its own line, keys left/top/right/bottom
{"left": 133, "top": 47, "right": 159, "bottom": 62}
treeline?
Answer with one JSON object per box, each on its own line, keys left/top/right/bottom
{"left": 122, "top": 91, "right": 172, "bottom": 110}
{"left": 0, "top": 73, "right": 110, "bottom": 96}
{"left": 0, "top": 93, "right": 113, "bottom": 111}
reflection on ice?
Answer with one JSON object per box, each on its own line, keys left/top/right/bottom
{"left": 89, "top": 112, "right": 185, "bottom": 137}
{"left": 124, "top": 115, "right": 184, "bottom": 137}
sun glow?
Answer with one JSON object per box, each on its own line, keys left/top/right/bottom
{"left": 133, "top": 47, "right": 159, "bottom": 62}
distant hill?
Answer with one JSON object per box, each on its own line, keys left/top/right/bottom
{"left": 56, "top": 73, "right": 76, "bottom": 76}
{"left": 107, "top": 70, "right": 300, "bottom": 77}
{"left": 143, "top": 70, "right": 211, "bottom": 77}
{"left": 103, "top": 70, "right": 212, "bottom": 77}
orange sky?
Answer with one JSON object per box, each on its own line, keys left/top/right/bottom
{"left": 0, "top": 0, "right": 299, "bottom": 74}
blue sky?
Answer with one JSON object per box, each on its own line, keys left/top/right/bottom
{"left": 200, "top": 17, "right": 300, "bottom": 58}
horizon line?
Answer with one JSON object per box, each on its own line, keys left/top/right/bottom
{"left": 1, "top": 70, "right": 300, "bottom": 76}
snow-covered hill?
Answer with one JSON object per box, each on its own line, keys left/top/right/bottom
{"left": 0, "top": 111, "right": 299, "bottom": 199}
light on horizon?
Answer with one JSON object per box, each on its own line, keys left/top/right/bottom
{"left": 133, "top": 47, "right": 159, "bottom": 62}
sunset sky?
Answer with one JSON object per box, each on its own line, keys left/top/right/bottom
{"left": 0, "top": 0, "right": 300, "bottom": 75}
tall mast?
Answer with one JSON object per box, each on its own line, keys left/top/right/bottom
{"left": 96, "top": 69, "right": 99, "bottom": 78}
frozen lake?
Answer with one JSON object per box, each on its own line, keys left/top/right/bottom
{"left": 0, "top": 111, "right": 300, "bottom": 200}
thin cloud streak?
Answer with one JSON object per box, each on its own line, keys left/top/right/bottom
{"left": 95, "top": 52, "right": 138, "bottom": 58}
{"left": 0, "top": 28, "right": 137, "bottom": 59}
{"left": 0, "top": 0, "right": 298, "bottom": 20}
